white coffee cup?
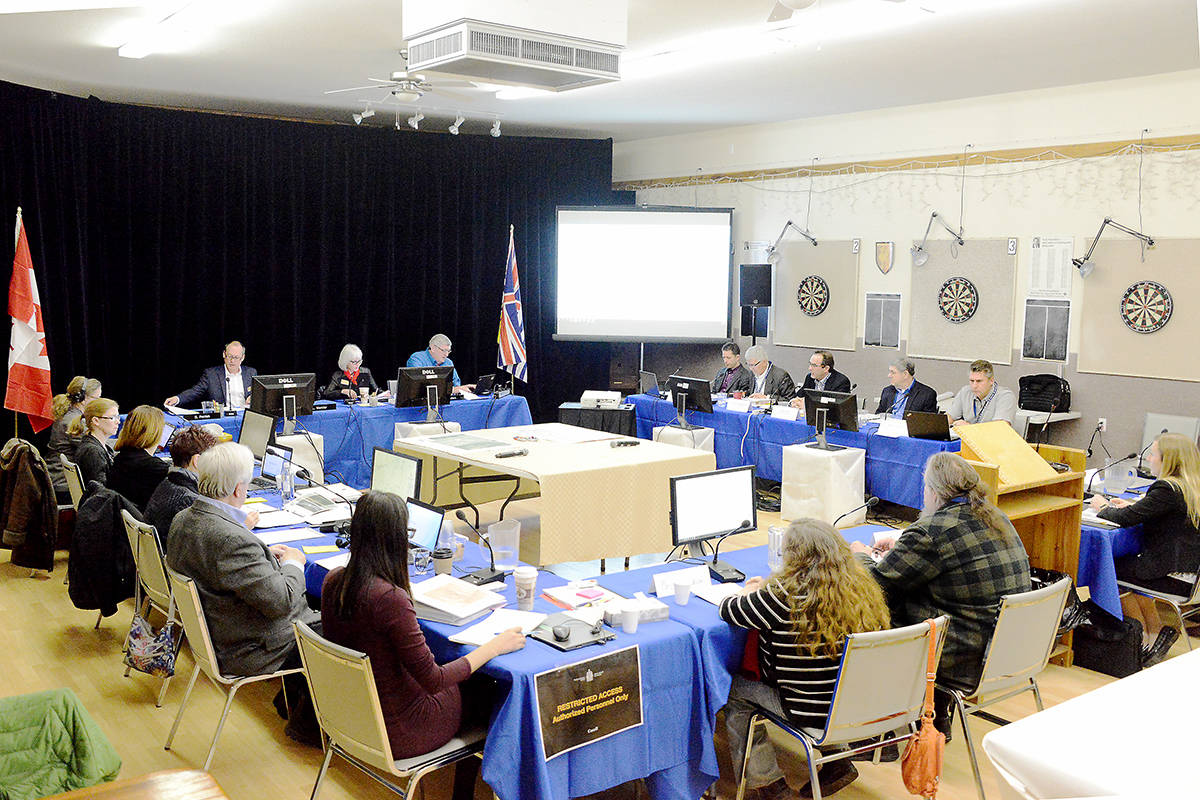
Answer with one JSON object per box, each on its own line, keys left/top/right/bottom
{"left": 620, "top": 607, "right": 639, "bottom": 635}
{"left": 513, "top": 565, "right": 538, "bottom": 612}
{"left": 674, "top": 579, "right": 692, "bottom": 605}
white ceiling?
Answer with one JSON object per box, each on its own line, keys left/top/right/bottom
{"left": 0, "top": 0, "right": 1197, "bottom": 142}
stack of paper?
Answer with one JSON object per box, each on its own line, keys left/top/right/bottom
{"left": 448, "top": 609, "right": 546, "bottom": 646}
{"left": 410, "top": 574, "right": 508, "bottom": 626}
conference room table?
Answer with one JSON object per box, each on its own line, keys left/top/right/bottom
{"left": 624, "top": 394, "right": 959, "bottom": 510}
{"left": 1075, "top": 481, "right": 1151, "bottom": 618}
{"left": 166, "top": 394, "right": 532, "bottom": 487}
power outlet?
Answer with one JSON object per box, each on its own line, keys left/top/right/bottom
{"left": 1098, "top": 417, "right": 1107, "bottom": 432}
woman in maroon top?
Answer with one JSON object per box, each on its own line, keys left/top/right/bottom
{"left": 321, "top": 491, "right": 524, "bottom": 798}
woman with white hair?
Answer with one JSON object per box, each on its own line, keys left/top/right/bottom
{"left": 321, "top": 343, "right": 384, "bottom": 400}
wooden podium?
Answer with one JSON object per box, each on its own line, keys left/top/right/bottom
{"left": 957, "top": 421, "right": 1085, "bottom": 664}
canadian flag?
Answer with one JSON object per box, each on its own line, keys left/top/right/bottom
{"left": 5, "top": 208, "right": 53, "bottom": 433}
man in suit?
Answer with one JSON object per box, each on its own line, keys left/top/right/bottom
{"left": 166, "top": 441, "right": 320, "bottom": 742}
{"left": 800, "top": 350, "right": 853, "bottom": 394}
{"left": 710, "top": 341, "right": 753, "bottom": 395}
{"left": 876, "top": 357, "right": 939, "bottom": 418}
{"left": 164, "top": 341, "right": 257, "bottom": 409}
{"left": 745, "top": 344, "right": 796, "bottom": 401}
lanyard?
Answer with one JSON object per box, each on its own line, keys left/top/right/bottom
{"left": 972, "top": 384, "right": 997, "bottom": 423}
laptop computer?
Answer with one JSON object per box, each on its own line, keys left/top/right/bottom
{"left": 639, "top": 370, "right": 664, "bottom": 397}
{"left": 904, "top": 411, "right": 953, "bottom": 441}
{"left": 474, "top": 374, "right": 496, "bottom": 395}
{"left": 251, "top": 444, "right": 293, "bottom": 489}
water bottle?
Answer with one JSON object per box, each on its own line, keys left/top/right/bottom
{"left": 281, "top": 459, "right": 295, "bottom": 502}
{"left": 767, "top": 525, "right": 785, "bottom": 573}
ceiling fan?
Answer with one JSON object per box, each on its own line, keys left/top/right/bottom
{"left": 767, "top": 0, "right": 910, "bottom": 23}
{"left": 324, "top": 51, "right": 478, "bottom": 106}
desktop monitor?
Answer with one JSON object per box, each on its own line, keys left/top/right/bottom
{"left": 370, "top": 447, "right": 422, "bottom": 501}
{"left": 665, "top": 374, "right": 714, "bottom": 414}
{"left": 395, "top": 366, "right": 454, "bottom": 409}
{"left": 669, "top": 465, "right": 757, "bottom": 548}
{"left": 250, "top": 373, "right": 316, "bottom": 418}
{"left": 406, "top": 498, "right": 445, "bottom": 551}
{"left": 803, "top": 390, "right": 859, "bottom": 433}
{"left": 238, "top": 408, "right": 277, "bottom": 461}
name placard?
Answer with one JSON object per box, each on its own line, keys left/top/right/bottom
{"left": 534, "top": 646, "right": 643, "bottom": 760}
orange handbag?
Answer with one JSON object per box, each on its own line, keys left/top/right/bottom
{"left": 901, "top": 618, "right": 945, "bottom": 798}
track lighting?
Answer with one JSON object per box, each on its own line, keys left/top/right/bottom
{"left": 1073, "top": 218, "right": 1155, "bottom": 279}
{"left": 490, "top": 120, "right": 502, "bottom": 138}
{"left": 449, "top": 115, "right": 465, "bottom": 135}
{"left": 352, "top": 107, "right": 375, "bottom": 125}
{"left": 911, "top": 211, "right": 964, "bottom": 266}
{"left": 765, "top": 219, "right": 818, "bottom": 264}
{"left": 407, "top": 112, "right": 424, "bottom": 131}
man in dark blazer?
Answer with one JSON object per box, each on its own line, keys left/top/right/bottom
{"left": 799, "top": 350, "right": 853, "bottom": 394}
{"left": 710, "top": 341, "right": 753, "bottom": 395}
{"left": 876, "top": 357, "right": 939, "bottom": 417}
{"left": 164, "top": 340, "right": 257, "bottom": 409}
{"left": 745, "top": 344, "right": 796, "bottom": 401}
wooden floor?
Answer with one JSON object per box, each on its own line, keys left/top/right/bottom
{"left": 2, "top": 507, "right": 1176, "bottom": 800}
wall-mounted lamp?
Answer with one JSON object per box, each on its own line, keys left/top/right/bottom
{"left": 1073, "top": 218, "right": 1155, "bottom": 278}
{"left": 765, "top": 219, "right": 818, "bottom": 264}
{"left": 449, "top": 115, "right": 465, "bottom": 135}
{"left": 911, "top": 211, "right": 964, "bottom": 266}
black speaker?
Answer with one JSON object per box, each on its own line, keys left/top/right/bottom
{"left": 740, "top": 306, "right": 769, "bottom": 338}
{"left": 739, "top": 264, "right": 772, "bottom": 307}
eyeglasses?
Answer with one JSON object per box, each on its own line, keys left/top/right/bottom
{"left": 224, "top": 352, "right": 245, "bottom": 361}
{"left": 748, "top": 361, "right": 763, "bottom": 368}
{"left": 97, "top": 415, "right": 119, "bottom": 421}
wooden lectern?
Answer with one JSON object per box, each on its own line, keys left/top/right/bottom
{"left": 956, "top": 421, "right": 1085, "bottom": 664}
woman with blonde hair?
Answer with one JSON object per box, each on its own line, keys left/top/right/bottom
{"left": 46, "top": 376, "right": 102, "bottom": 500}
{"left": 69, "top": 397, "right": 119, "bottom": 486}
{"left": 720, "top": 519, "right": 890, "bottom": 799}
{"left": 107, "top": 405, "right": 169, "bottom": 511}
{"left": 1090, "top": 432, "right": 1200, "bottom": 665}
{"left": 853, "top": 451, "right": 1030, "bottom": 739}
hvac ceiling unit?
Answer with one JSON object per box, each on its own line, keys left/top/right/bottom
{"left": 405, "top": 19, "right": 623, "bottom": 91}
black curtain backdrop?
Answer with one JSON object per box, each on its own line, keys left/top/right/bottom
{"left": 0, "top": 80, "right": 630, "bottom": 434}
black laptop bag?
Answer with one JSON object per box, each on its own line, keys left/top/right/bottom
{"left": 1018, "top": 374, "right": 1071, "bottom": 413}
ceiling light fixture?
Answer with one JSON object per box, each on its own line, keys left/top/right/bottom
{"left": 490, "top": 120, "right": 502, "bottom": 138}
{"left": 1072, "top": 218, "right": 1155, "bottom": 279}
{"left": 765, "top": 219, "right": 818, "bottom": 264}
{"left": 449, "top": 115, "right": 465, "bottom": 135}
{"left": 407, "top": 112, "right": 424, "bottom": 131}
{"left": 910, "top": 211, "right": 964, "bottom": 266}
{"left": 352, "top": 106, "right": 374, "bottom": 125}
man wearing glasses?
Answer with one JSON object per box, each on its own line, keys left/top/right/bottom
{"left": 744, "top": 344, "right": 796, "bottom": 402}
{"left": 406, "top": 333, "right": 475, "bottom": 394}
{"left": 164, "top": 340, "right": 258, "bottom": 409}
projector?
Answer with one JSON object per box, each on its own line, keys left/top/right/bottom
{"left": 580, "top": 390, "right": 621, "bottom": 409}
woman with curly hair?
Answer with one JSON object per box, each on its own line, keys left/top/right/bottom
{"left": 720, "top": 518, "right": 890, "bottom": 799}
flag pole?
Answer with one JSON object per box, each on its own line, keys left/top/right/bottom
{"left": 12, "top": 207, "right": 19, "bottom": 439}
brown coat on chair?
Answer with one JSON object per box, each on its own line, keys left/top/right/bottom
{"left": 0, "top": 438, "right": 58, "bottom": 571}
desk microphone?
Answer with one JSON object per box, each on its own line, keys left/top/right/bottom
{"left": 455, "top": 510, "right": 506, "bottom": 585}
{"left": 1085, "top": 452, "right": 1137, "bottom": 495}
{"left": 833, "top": 496, "right": 878, "bottom": 527}
{"left": 1137, "top": 429, "right": 1167, "bottom": 478}
{"left": 709, "top": 519, "right": 753, "bottom": 583}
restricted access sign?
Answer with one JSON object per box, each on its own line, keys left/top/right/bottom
{"left": 533, "top": 645, "right": 642, "bottom": 760}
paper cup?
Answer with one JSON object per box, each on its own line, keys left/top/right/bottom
{"left": 388, "top": 379, "right": 398, "bottom": 396}
{"left": 514, "top": 565, "right": 538, "bottom": 611}
{"left": 620, "top": 607, "right": 639, "bottom": 635}
{"left": 432, "top": 548, "right": 454, "bottom": 576}
{"left": 674, "top": 580, "right": 692, "bottom": 605}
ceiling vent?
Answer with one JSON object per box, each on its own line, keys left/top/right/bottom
{"left": 406, "top": 20, "right": 622, "bottom": 91}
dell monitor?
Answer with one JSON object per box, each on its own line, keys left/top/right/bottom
{"left": 803, "top": 390, "right": 859, "bottom": 437}
{"left": 405, "top": 498, "right": 445, "bottom": 552}
{"left": 665, "top": 374, "right": 714, "bottom": 429}
{"left": 395, "top": 366, "right": 454, "bottom": 411}
{"left": 237, "top": 408, "right": 277, "bottom": 461}
{"left": 370, "top": 447, "right": 422, "bottom": 501}
{"left": 669, "top": 465, "right": 757, "bottom": 583}
{"left": 250, "top": 374, "right": 316, "bottom": 419}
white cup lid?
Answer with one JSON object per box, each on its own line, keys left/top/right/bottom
{"left": 513, "top": 566, "right": 538, "bottom": 579}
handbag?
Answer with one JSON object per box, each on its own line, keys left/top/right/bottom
{"left": 1018, "top": 374, "right": 1071, "bottom": 413}
{"left": 122, "top": 581, "right": 180, "bottom": 678}
{"left": 901, "top": 618, "right": 945, "bottom": 799}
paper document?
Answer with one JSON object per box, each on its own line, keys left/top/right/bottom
{"left": 165, "top": 406, "right": 200, "bottom": 416}
{"left": 692, "top": 583, "right": 742, "bottom": 606}
{"left": 564, "top": 607, "right": 606, "bottom": 626}
{"left": 448, "top": 609, "right": 547, "bottom": 646}
{"left": 1081, "top": 507, "right": 1119, "bottom": 528}
{"left": 256, "top": 527, "right": 322, "bottom": 546}
{"left": 875, "top": 418, "right": 908, "bottom": 438}
{"left": 542, "top": 582, "right": 624, "bottom": 610}
{"left": 649, "top": 565, "right": 712, "bottom": 597}
{"left": 254, "top": 509, "right": 308, "bottom": 529}
{"left": 315, "top": 552, "right": 350, "bottom": 570}
{"left": 410, "top": 574, "right": 508, "bottom": 626}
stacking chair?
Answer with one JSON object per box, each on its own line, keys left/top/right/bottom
{"left": 1117, "top": 573, "right": 1200, "bottom": 653}
{"left": 121, "top": 510, "right": 179, "bottom": 707}
{"left": 736, "top": 617, "right": 948, "bottom": 800}
{"left": 938, "top": 577, "right": 1072, "bottom": 800}
{"left": 60, "top": 454, "right": 85, "bottom": 510}
{"left": 293, "top": 621, "right": 486, "bottom": 800}
{"left": 164, "top": 567, "right": 303, "bottom": 770}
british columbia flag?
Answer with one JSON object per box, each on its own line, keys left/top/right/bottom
{"left": 497, "top": 225, "right": 528, "bottom": 383}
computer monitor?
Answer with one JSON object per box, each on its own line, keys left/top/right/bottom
{"left": 664, "top": 375, "right": 714, "bottom": 428}
{"left": 803, "top": 390, "right": 860, "bottom": 433}
{"left": 395, "top": 366, "right": 454, "bottom": 409}
{"left": 260, "top": 444, "right": 293, "bottom": 483}
{"left": 238, "top": 408, "right": 277, "bottom": 461}
{"left": 669, "top": 465, "right": 757, "bottom": 548}
{"left": 250, "top": 373, "right": 316, "bottom": 418}
{"left": 370, "top": 447, "right": 422, "bottom": 501}
{"left": 405, "top": 498, "right": 445, "bottom": 552}
{"left": 474, "top": 374, "right": 496, "bottom": 395}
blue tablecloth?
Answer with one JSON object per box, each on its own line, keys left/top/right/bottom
{"left": 1077, "top": 523, "right": 1144, "bottom": 618}
{"left": 625, "top": 394, "right": 958, "bottom": 509}
{"left": 169, "top": 394, "right": 532, "bottom": 488}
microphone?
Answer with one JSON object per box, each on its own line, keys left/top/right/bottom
{"left": 455, "top": 510, "right": 506, "bottom": 585}
{"left": 1137, "top": 429, "right": 1167, "bottom": 478}
{"left": 833, "top": 496, "right": 878, "bottom": 527}
{"left": 709, "top": 519, "right": 754, "bottom": 583}
{"left": 1086, "top": 452, "right": 1137, "bottom": 495}
{"left": 225, "top": 375, "right": 232, "bottom": 412}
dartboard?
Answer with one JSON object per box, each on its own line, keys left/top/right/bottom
{"left": 1120, "top": 280, "right": 1172, "bottom": 333}
{"left": 937, "top": 276, "right": 978, "bottom": 323}
{"left": 796, "top": 275, "right": 829, "bottom": 317}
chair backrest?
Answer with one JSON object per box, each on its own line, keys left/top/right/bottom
{"left": 293, "top": 621, "right": 399, "bottom": 776}
{"left": 165, "top": 567, "right": 224, "bottom": 682}
{"left": 935, "top": 391, "right": 955, "bottom": 413}
{"left": 820, "top": 616, "right": 948, "bottom": 745}
{"left": 60, "top": 455, "right": 85, "bottom": 509}
{"left": 121, "top": 509, "right": 172, "bottom": 613}
{"left": 973, "top": 578, "right": 1071, "bottom": 699}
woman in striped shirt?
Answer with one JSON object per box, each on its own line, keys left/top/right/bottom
{"left": 720, "top": 519, "right": 890, "bottom": 799}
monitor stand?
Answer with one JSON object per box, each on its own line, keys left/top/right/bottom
{"left": 807, "top": 408, "right": 845, "bottom": 452}
{"left": 425, "top": 385, "right": 439, "bottom": 424}
{"left": 670, "top": 393, "right": 695, "bottom": 431}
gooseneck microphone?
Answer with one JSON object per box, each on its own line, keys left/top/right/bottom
{"left": 1137, "top": 429, "right": 1168, "bottom": 478}
{"left": 833, "top": 496, "right": 879, "bottom": 527}
{"left": 1086, "top": 452, "right": 1138, "bottom": 494}
{"left": 455, "top": 510, "right": 506, "bottom": 585}
{"left": 709, "top": 519, "right": 754, "bottom": 584}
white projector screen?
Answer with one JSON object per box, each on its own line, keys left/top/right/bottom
{"left": 555, "top": 206, "right": 733, "bottom": 341}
